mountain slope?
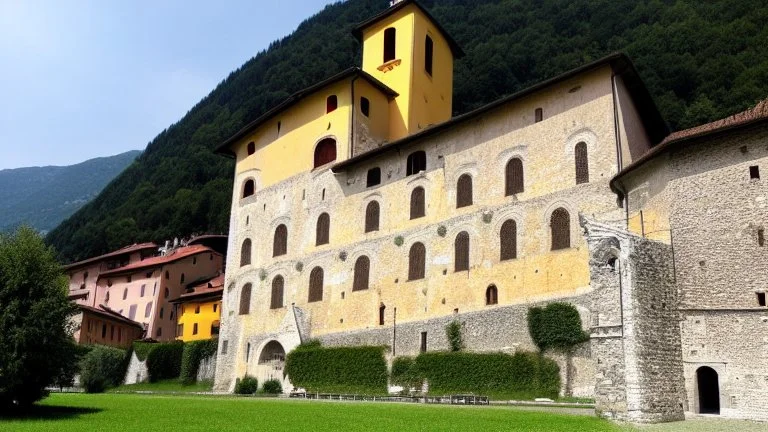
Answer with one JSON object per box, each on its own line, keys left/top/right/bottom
{"left": 47, "top": 0, "right": 768, "bottom": 262}
{"left": 0, "top": 150, "right": 141, "bottom": 234}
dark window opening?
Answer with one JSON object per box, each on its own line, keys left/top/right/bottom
{"left": 240, "top": 238, "right": 252, "bottom": 267}
{"left": 410, "top": 187, "right": 425, "bottom": 219}
{"left": 486, "top": 284, "right": 498, "bottom": 305}
{"left": 575, "top": 142, "right": 589, "bottom": 184}
{"left": 535, "top": 108, "right": 543, "bottom": 123}
{"left": 750, "top": 165, "right": 760, "bottom": 179}
{"left": 160, "top": 307, "right": 164, "bottom": 319}
{"left": 454, "top": 231, "right": 470, "bottom": 272}
{"left": 456, "top": 174, "right": 473, "bottom": 208}
{"left": 408, "top": 242, "right": 426, "bottom": 281}
{"left": 500, "top": 219, "right": 517, "bottom": 261}
{"left": 309, "top": 267, "right": 324, "bottom": 303}
{"left": 316, "top": 213, "right": 330, "bottom": 246}
{"left": 180, "top": 273, "right": 185, "bottom": 284}
{"left": 353, "top": 256, "right": 370, "bottom": 291}
{"left": 247, "top": 142, "right": 255, "bottom": 155}
{"left": 383, "top": 28, "right": 396, "bottom": 62}
{"left": 551, "top": 208, "right": 571, "bottom": 250}
{"left": 145, "top": 303, "right": 152, "bottom": 318}
{"left": 505, "top": 158, "right": 524, "bottom": 195}
{"left": 101, "top": 324, "right": 107, "bottom": 338}
{"left": 156, "top": 327, "right": 162, "bottom": 338}
{"left": 360, "top": 97, "right": 370, "bottom": 117}
{"left": 758, "top": 292, "right": 766, "bottom": 307}
{"left": 277, "top": 121, "right": 281, "bottom": 134}
{"left": 366, "top": 167, "right": 381, "bottom": 187}
{"left": 759, "top": 229, "right": 765, "bottom": 246}
{"left": 420, "top": 331, "right": 427, "bottom": 353}
{"left": 177, "top": 324, "right": 183, "bottom": 337}
{"left": 239, "top": 283, "right": 252, "bottom": 315}
{"left": 379, "top": 304, "right": 386, "bottom": 326}
{"left": 406, "top": 151, "right": 426, "bottom": 176}
{"left": 425, "top": 35, "right": 433, "bottom": 76}
{"left": 326, "top": 95, "right": 338, "bottom": 114}
{"left": 122, "top": 288, "right": 127, "bottom": 300}
{"left": 273, "top": 224, "right": 288, "bottom": 257}
{"left": 242, "top": 179, "right": 255, "bottom": 198}
{"left": 192, "top": 323, "right": 198, "bottom": 335}
{"left": 271, "top": 275, "right": 284, "bottom": 309}
{"left": 314, "top": 138, "right": 337, "bottom": 168}
{"left": 195, "top": 305, "right": 200, "bottom": 314}
{"left": 365, "top": 201, "right": 380, "bottom": 233}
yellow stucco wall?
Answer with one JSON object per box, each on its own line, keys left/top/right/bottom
{"left": 176, "top": 299, "right": 222, "bottom": 342}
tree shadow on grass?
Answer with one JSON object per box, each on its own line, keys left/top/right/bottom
{"left": 0, "top": 404, "right": 102, "bottom": 420}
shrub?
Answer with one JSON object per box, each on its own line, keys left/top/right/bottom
{"left": 261, "top": 379, "right": 283, "bottom": 394}
{"left": 445, "top": 320, "right": 464, "bottom": 352}
{"left": 146, "top": 342, "right": 184, "bottom": 382}
{"left": 234, "top": 376, "right": 259, "bottom": 394}
{"left": 285, "top": 345, "right": 388, "bottom": 394}
{"left": 390, "top": 357, "right": 423, "bottom": 391}
{"left": 527, "top": 303, "right": 589, "bottom": 352}
{"left": 79, "top": 345, "right": 129, "bottom": 393}
{"left": 0, "top": 227, "right": 78, "bottom": 409}
{"left": 180, "top": 339, "right": 218, "bottom": 385}
{"left": 414, "top": 351, "right": 560, "bottom": 400}
{"left": 132, "top": 341, "right": 157, "bottom": 361}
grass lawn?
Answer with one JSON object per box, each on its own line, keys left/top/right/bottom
{"left": 0, "top": 393, "right": 622, "bottom": 432}
{"left": 109, "top": 379, "right": 213, "bottom": 393}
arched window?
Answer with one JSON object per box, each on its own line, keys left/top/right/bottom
{"left": 308, "top": 267, "right": 324, "bottom": 302}
{"left": 408, "top": 242, "right": 426, "bottom": 281}
{"left": 273, "top": 224, "right": 288, "bottom": 257}
{"left": 242, "top": 179, "right": 255, "bottom": 198}
{"left": 406, "top": 151, "right": 426, "bottom": 176}
{"left": 326, "top": 95, "right": 338, "bottom": 113}
{"left": 365, "top": 201, "right": 380, "bottom": 233}
{"left": 456, "top": 174, "right": 473, "bottom": 208}
{"left": 144, "top": 303, "right": 152, "bottom": 318}
{"left": 379, "top": 303, "right": 386, "bottom": 326}
{"left": 360, "top": 97, "right": 370, "bottom": 117}
{"left": 383, "top": 27, "right": 396, "bottom": 62}
{"left": 247, "top": 141, "right": 255, "bottom": 155}
{"left": 122, "top": 288, "right": 128, "bottom": 300}
{"left": 316, "top": 213, "right": 330, "bottom": 246}
{"left": 486, "top": 284, "right": 498, "bottom": 305}
{"left": 575, "top": 142, "right": 589, "bottom": 184}
{"left": 239, "top": 283, "right": 252, "bottom": 315}
{"left": 240, "top": 238, "right": 252, "bottom": 267}
{"left": 551, "top": 208, "right": 571, "bottom": 250}
{"left": 353, "top": 256, "right": 370, "bottom": 291}
{"left": 500, "top": 219, "right": 517, "bottom": 261}
{"left": 314, "top": 138, "right": 337, "bottom": 168}
{"left": 454, "top": 231, "right": 470, "bottom": 272}
{"left": 425, "top": 35, "right": 434, "bottom": 75}
{"left": 410, "top": 187, "right": 425, "bottom": 219}
{"left": 270, "top": 275, "right": 284, "bottom": 309}
{"left": 505, "top": 158, "right": 524, "bottom": 195}
{"left": 366, "top": 167, "right": 381, "bottom": 187}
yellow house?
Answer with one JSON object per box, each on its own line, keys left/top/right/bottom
{"left": 213, "top": 0, "right": 668, "bottom": 394}
{"left": 172, "top": 274, "right": 223, "bottom": 342}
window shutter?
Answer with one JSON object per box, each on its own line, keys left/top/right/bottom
{"left": 456, "top": 174, "right": 473, "bottom": 208}
{"left": 500, "top": 220, "right": 517, "bottom": 261}
{"left": 316, "top": 213, "right": 330, "bottom": 245}
{"left": 454, "top": 231, "right": 470, "bottom": 272}
{"left": 551, "top": 208, "right": 571, "bottom": 250}
{"left": 365, "top": 201, "right": 380, "bottom": 233}
{"left": 273, "top": 224, "right": 288, "bottom": 257}
{"left": 505, "top": 158, "right": 524, "bottom": 195}
{"left": 353, "top": 256, "right": 370, "bottom": 291}
{"left": 308, "top": 267, "right": 324, "bottom": 302}
{"left": 410, "top": 187, "right": 425, "bottom": 219}
{"left": 270, "top": 276, "right": 284, "bottom": 309}
{"left": 240, "top": 238, "right": 252, "bottom": 267}
{"left": 239, "top": 284, "right": 252, "bottom": 315}
{"left": 575, "top": 142, "right": 589, "bottom": 184}
{"left": 408, "top": 242, "right": 426, "bottom": 280}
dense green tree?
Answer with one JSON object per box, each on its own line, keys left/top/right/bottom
{"left": 47, "top": 0, "right": 768, "bottom": 262}
{"left": 0, "top": 227, "right": 77, "bottom": 410}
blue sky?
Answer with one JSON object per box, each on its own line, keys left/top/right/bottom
{"left": 0, "top": 0, "right": 337, "bottom": 169}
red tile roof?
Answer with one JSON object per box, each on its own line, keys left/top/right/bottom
{"left": 64, "top": 242, "right": 158, "bottom": 270}
{"left": 77, "top": 304, "right": 144, "bottom": 329}
{"left": 170, "top": 273, "right": 225, "bottom": 304}
{"left": 97, "top": 245, "right": 219, "bottom": 278}
{"left": 612, "top": 98, "right": 768, "bottom": 192}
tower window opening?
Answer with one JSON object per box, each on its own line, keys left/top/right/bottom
{"left": 360, "top": 97, "right": 370, "bottom": 117}
{"left": 758, "top": 292, "right": 766, "bottom": 307}
{"left": 750, "top": 165, "right": 760, "bottom": 179}
{"left": 535, "top": 108, "right": 543, "bottom": 123}
{"left": 326, "top": 95, "right": 338, "bottom": 114}
{"left": 425, "top": 35, "right": 434, "bottom": 76}
{"left": 383, "top": 28, "right": 396, "bottom": 62}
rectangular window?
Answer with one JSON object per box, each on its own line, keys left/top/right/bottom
{"left": 140, "top": 284, "right": 146, "bottom": 297}
{"left": 759, "top": 229, "right": 765, "bottom": 246}
{"left": 383, "top": 27, "right": 396, "bottom": 62}
{"left": 213, "top": 304, "right": 218, "bottom": 313}
{"left": 750, "top": 166, "right": 760, "bottom": 179}
{"left": 221, "top": 340, "right": 228, "bottom": 354}
{"left": 758, "top": 292, "right": 766, "bottom": 307}
{"left": 128, "top": 304, "right": 137, "bottom": 320}
{"left": 535, "top": 108, "right": 543, "bottom": 123}
{"left": 425, "top": 35, "right": 433, "bottom": 76}
{"left": 420, "top": 331, "right": 427, "bottom": 353}
{"left": 360, "top": 97, "right": 370, "bottom": 117}
{"left": 177, "top": 324, "right": 184, "bottom": 337}
{"left": 192, "top": 323, "right": 198, "bottom": 335}
{"left": 195, "top": 305, "right": 200, "bottom": 314}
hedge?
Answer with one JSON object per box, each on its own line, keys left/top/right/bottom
{"left": 390, "top": 356, "right": 422, "bottom": 391}
{"left": 145, "top": 342, "right": 184, "bottom": 382}
{"left": 234, "top": 376, "right": 259, "bottom": 394}
{"left": 180, "top": 339, "right": 218, "bottom": 385}
{"left": 132, "top": 341, "right": 157, "bottom": 361}
{"left": 414, "top": 351, "right": 560, "bottom": 400}
{"left": 285, "top": 345, "right": 388, "bottom": 394}
{"left": 79, "top": 345, "right": 129, "bottom": 393}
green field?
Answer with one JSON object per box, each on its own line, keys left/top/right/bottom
{"left": 0, "top": 393, "right": 620, "bottom": 432}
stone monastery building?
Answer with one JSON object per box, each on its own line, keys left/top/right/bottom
{"left": 213, "top": 0, "right": 767, "bottom": 422}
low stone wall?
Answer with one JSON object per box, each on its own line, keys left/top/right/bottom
{"left": 197, "top": 354, "right": 217, "bottom": 382}
{"left": 123, "top": 351, "right": 148, "bottom": 385}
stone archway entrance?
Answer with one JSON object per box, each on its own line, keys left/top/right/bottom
{"left": 696, "top": 366, "right": 720, "bottom": 414}
{"left": 256, "top": 340, "right": 286, "bottom": 384}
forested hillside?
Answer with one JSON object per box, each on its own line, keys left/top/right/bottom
{"left": 47, "top": 0, "right": 768, "bottom": 262}
{"left": 0, "top": 150, "right": 140, "bottom": 234}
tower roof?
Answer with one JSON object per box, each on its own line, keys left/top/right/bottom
{"left": 353, "top": 0, "right": 465, "bottom": 58}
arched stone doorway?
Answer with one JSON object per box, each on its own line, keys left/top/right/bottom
{"left": 696, "top": 366, "right": 720, "bottom": 414}
{"left": 255, "top": 340, "right": 286, "bottom": 385}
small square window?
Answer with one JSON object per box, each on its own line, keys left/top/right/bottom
{"left": 758, "top": 292, "right": 766, "bottom": 307}
{"left": 750, "top": 166, "right": 760, "bottom": 179}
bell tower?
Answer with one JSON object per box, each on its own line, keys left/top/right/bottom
{"left": 354, "top": 0, "right": 464, "bottom": 141}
